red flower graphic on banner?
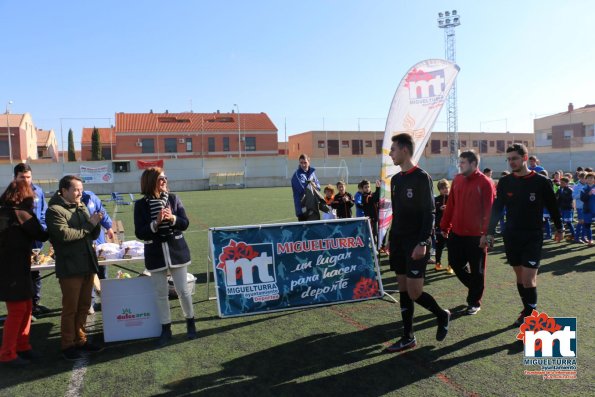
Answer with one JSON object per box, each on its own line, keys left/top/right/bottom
{"left": 516, "top": 310, "right": 562, "bottom": 352}
{"left": 352, "top": 277, "right": 379, "bottom": 299}
{"left": 404, "top": 68, "right": 434, "bottom": 87}
{"left": 216, "top": 240, "right": 260, "bottom": 280}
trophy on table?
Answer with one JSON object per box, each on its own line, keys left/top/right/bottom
{"left": 31, "top": 248, "right": 41, "bottom": 266}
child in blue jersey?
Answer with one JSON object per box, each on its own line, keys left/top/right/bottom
{"left": 573, "top": 171, "right": 587, "bottom": 243}
{"left": 556, "top": 177, "right": 575, "bottom": 241}
{"left": 580, "top": 172, "right": 595, "bottom": 245}
{"left": 354, "top": 181, "right": 365, "bottom": 217}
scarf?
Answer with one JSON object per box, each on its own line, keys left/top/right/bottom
{"left": 148, "top": 191, "right": 173, "bottom": 237}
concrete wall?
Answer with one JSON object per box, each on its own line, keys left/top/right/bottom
{"left": 1, "top": 152, "right": 590, "bottom": 194}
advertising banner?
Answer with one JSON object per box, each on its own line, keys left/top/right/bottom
{"left": 210, "top": 218, "right": 383, "bottom": 318}
{"left": 79, "top": 165, "right": 114, "bottom": 184}
{"left": 137, "top": 159, "right": 164, "bottom": 169}
{"left": 378, "top": 59, "right": 459, "bottom": 244}
{"left": 101, "top": 277, "right": 161, "bottom": 342}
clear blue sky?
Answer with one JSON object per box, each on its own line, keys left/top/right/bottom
{"left": 3, "top": 1, "right": 594, "bottom": 148}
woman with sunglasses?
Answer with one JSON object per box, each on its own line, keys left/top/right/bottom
{"left": 134, "top": 167, "right": 196, "bottom": 346}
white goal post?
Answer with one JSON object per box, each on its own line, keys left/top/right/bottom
{"left": 316, "top": 159, "right": 349, "bottom": 184}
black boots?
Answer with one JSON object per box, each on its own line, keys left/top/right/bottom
{"left": 156, "top": 323, "right": 172, "bottom": 347}
{"left": 186, "top": 317, "right": 197, "bottom": 340}
{"left": 156, "top": 320, "right": 196, "bottom": 346}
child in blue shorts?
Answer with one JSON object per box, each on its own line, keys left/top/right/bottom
{"left": 557, "top": 177, "right": 575, "bottom": 241}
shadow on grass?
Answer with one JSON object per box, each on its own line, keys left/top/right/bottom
{"left": 0, "top": 311, "right": 294, "bottom": 390}
{"left": 539, "top": 254, "right": 595, "bottom": 275}
{"left": 152, "top": 306, "right": 481, "bottom": 397}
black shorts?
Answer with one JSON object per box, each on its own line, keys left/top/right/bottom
{"left": 503, "top": 230, "right": 543, "bottom": 268}
{"left": 389, "top": 236, "right": 431, "bottom": 279}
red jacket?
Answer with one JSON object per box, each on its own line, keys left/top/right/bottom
{"left": 440, "top": 170, "right": 495, "bottom": 236}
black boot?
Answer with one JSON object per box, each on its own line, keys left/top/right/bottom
{"left": 186, "top": 317, "right": 197, "bottom": 340}
{"left": 156, "top": 323, "right": 172, "bottom": 347}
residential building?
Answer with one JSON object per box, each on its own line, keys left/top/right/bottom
{"left": 81, "top": 127, "right": 116, "bottom": 161}
{"left": 35, "top": 128, "right": 58, "bottom": 161}
{"left": 534, "top": 103, "right": 595, "bottom": 154}
{"left": 288, "top": 130, "right": 533, "bottom": 160}
{"left": 113, "top": 111, "right": 278, "bottom": 159}
{"left": 424, "top": 132, "right": 534, "bottom": 157}
{"left": 0, "top": 113, "right": 39, "bottom": 163}
{"left": 288, "top": 131, "right": 385, "bottom": 159}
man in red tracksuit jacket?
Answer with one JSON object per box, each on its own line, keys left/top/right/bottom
{"left": 440, "top": 151, "right": 495, "bottom": 315}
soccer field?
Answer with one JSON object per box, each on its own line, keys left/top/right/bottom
{"left": 0, "top": 186, "right": 593, "bottom": 397}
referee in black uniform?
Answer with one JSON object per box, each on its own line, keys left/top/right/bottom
{"left": 386, "top": 133, "right": 450, "bottom": 353}
{"left": 483, "top": 143, "right": 563, "bottom": 326}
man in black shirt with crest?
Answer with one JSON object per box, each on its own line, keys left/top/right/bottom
{"left": 386, "top": 133, "right": 450, "bottom": 353}
{"left": 484, "top": 144, "right": 563, "bottom": 326}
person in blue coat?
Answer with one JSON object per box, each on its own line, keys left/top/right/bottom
{"left": 291, "top": 154, "right": 321, "bottom": 221}
{"left": 134, "top": 167, "right": 196, "bottom": 346}
{"left": 13, "top": 163, "right": 48, "bottom": 317}
{"left": 81, "top": 190, "right": 114, "bottom": 312}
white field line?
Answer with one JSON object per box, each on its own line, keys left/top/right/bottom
{"left": 65, "top": 356, "right": 89, "bottom": 397}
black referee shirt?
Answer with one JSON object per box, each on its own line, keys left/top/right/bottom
{"left": 390, "top": 166, "right": 435, "bottom": 242}
{"left": 488, "top": 171, "right": 562, "bottom": 234}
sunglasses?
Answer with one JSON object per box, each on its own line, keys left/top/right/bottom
{"left": 158, "top": 176, "right": 168, "bottom": 181}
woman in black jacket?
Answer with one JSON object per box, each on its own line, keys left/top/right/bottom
{"left": 0, "top": 181, "right": 48, "bottom": 367}
{"left": 134, "top": 168, "right": 196, "bottom": 346}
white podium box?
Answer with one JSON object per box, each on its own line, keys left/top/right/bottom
{"left": 101, "top": 277, "right": 161, "bottom": 342}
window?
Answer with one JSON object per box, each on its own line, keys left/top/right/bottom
{"left": 112, "top": 161, "right": 130, "bottom": 173}
{"left": 365, "top": 140, "right": 372, "bottom": 148}
{"left": 245, "top": 137, "right": 256, "bottom": 151}
{"left": 223, "top": 137, "right": 229, "bottom": 152}
{"left": 472, "top": 140, "right": 478, "bottom": 147}
{"left": 496, "top": 140, "right": 505, "bottom": 153}
{"left": 208, "top": 137, "right": 215, "bottom": 152}
{"left": 186, "top": 138, "right": 192, "bottom": 152}
{"left": 164, "top": 138, "right": 177, "bottom": 153}
{"left": 479, "top": 140, "right": 488, "bottom": 153}
{"left": 328, "top": 139, "right": 339, "bottom": 155}
{"left": 141, "top": 139, "right": 155, "bottom": 153}
{"left": 546, "top": 133, "right": 553, "bottom": 141}
{"left": 341, "top": 140, "right": 349, "bottom": 148}
{"left": 563, "top": 130, "right": 572, "bottom": 140}
{"left": 489, "top": 140, "right": 495, "bottom": 147}
{"left": 460, "top": 140, "right": 467, "bottom": 148}
{"left": 352, "top": 139, "right": 363, "bottom": 155}
{"left": 431, "top": 140, "right": 441, "bottom": 154}
{"left": 442, "top": 140, "right": 448, "bottom": 147}
{"left": 586, "top": 125, "right": 595, "bottom": 137}
{"left": 318, "top": 140, "right": 325, "bottom": 148}
{"left": 375, "top": 140, "right": 383, "bottom": 154}
{"left": 101, "top": 147, "right": 112, "bottom": 160}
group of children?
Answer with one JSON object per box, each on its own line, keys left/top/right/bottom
{"left": 322, "top": 180, "right": 381, "bottom": 242}
{"left": 538, "top": 167, "right": 595, "bottom": 245}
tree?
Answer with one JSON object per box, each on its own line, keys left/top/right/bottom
{"left": 91, "top": 127, "right": 102, "bottom": 161}
{"left": 67, "top": 129, "right": 76, "bottom": 162}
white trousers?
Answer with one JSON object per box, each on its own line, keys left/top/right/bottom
{"left": 149, "top": 266, "right": 194, "bottom": 324}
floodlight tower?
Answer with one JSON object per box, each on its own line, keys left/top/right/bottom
{"left": 437, "top": 10, "right": 461, "bottom": 178}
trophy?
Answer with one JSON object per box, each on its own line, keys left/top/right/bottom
{"left": 32, "top": 248, "right": 41, "bottom": 266}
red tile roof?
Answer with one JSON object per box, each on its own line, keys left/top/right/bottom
{"left": 36, "top": 129, "right": 52, "bottom": 147}
{"left": 115, "top": 112, "right": 277, "bottom": 133}
{"left": 81, "top": 127, "right": 117, "bottom": 145}
{"left": 0, "top": 113, "right": 24, "bottom": 128}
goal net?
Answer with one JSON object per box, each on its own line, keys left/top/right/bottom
{"left": 316, "top": 160, "right": 349, "bottom": 184}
